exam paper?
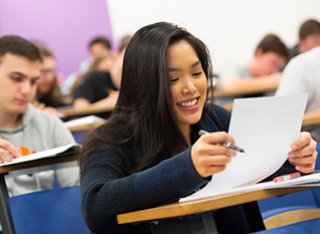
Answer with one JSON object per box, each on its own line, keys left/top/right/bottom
{"left": 180, "top": 93, "right": 308, "bottom": 202}
{"left": 0, "top": 143, "right": 80, "bottom": 166}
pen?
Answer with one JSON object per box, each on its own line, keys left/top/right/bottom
{"left": 273, "top": 172, "right": 301, "bottom": 183}
{"left": 198, "top": 130, "right": 245, "bottom": 153}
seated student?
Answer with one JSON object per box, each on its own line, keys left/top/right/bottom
{"left": 33, "top": 42, "right": 70, "bottom": 112}
{"left": 71, "top": 70, "right": 118, "bottom": 110}
{"left": 72, "top": 36, "right": 131, "bottom": 110}
{"left": 289, "top": 19, "right": 320, "bottom": 60}
{"left": 276, "top": 46, "right": 320, "bottom": 141}
{"left": 79, "top": 22, "right": 318, "bottom": 233}
{"left": 219, "top": 34, "right": 289, "bottom": 95}
{"left": 61, "top": 36, "right": 112, "bottom": 95}
{"left": 0, "top": 35, "right": 79, "bottom": 195}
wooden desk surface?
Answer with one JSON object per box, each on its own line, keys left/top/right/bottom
{"left": 67, "top": 121, "right": 104, "bottom": 132}
{"left": 0, "top": 154, "right": 77, "bottom": 174}
{"left": 59, "top": 105, "right": 114, "bottom": 118}
{"left": 214, "top": 83, "right": 277, "bottom": 98}
{"left": 117, "top": 186, "right": 314, "bottom": 224}
{"left": 302, "top": 115, "right": 320, "bottom": 126}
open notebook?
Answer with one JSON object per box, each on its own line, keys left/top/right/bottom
{"left": 0, "top": 143, "right": 80, "bottom": 167}
{"left": 63, "top": 115, "right": 105, "bottom": 129}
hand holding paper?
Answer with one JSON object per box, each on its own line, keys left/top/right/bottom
{"left": 181, "top": 93, "right": 308, "bottom": 202}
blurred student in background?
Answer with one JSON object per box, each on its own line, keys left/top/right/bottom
{"left": 71, "top": 35, "right": 131, "bottom": 110}
{"left": 276, "top": 46, "right": 320, "bottom": 141}
{"left": 289, "top": 19, "right": 320, "bottom": 60}
{"left": 61, "top": 36, "right": 112, "bottom": 95}
{"left": 219, "top": 34, "right": 288, "bottom": 93}
{"left": 34, "top": 42, "right": 69, "bottom": 112}
{"left": 0, "top": 35, "right": 79, "bottom": 195}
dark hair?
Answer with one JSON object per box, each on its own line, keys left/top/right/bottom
{"left": 299, "top": 19, "right": 320, "bottom": 39}
{"left": 33, "top": 42, "right": 67, "bottom": 107}
{"left": 80, "top": 22, "right": 213, "bottom": 173}
{"left": 255, "top": 34, "right": 289, "bottom": 61}
{"left": 88, "top": 36, "right": 112, "bottom": 50}
{"left": 33, "top": 42, "right": 54, "bottom": 58}
{"left": 0, "top": 35, "right": 43, "bottom": 63}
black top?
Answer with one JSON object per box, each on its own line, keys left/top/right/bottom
{"left": 73, "top": 71, "right": 117, "bottom": 103}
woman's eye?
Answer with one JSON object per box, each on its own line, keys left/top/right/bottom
{"left": 170, "top": 78, "right": 179, "bottom": 83}
{"left": 193, "top": 71, "right": 202, "bottom": 77}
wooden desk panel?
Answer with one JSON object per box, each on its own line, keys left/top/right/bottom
{"left": 117, "top": 186, "right": 314, "bottom": 224}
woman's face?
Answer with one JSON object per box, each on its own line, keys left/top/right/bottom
{"left": 167, "top": 39, "right": 207, "bottom": 133}
{"left": 38, "top": 56, "right": 56, "bottom": 94}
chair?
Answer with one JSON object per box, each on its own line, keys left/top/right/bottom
{"left": 255, "top": 143, "right": 320, "bottom": 232}
{"left": 9, "top": 185, "right": 90, "bottom": 234}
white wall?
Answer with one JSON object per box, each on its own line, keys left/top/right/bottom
{"left": 107, "top": 0, "right": 320, "bottom": 73}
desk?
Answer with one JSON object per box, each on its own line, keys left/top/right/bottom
{"left": 214, "top": 82, "right": 277, "bottom": 98}
{"left": 0, "top": 154, "right": 77, "bottom": 234}
{"left": 302, "top": 115, "right": 320, "bottom": 126}
{"left": 67, "top": 121, "right": 104, "bottom": 132}
{"left": 117, "top": 186, "right": 317, "bottom": 233}
{"left": 59, "top": 105, "right": 113, "bottom": 118}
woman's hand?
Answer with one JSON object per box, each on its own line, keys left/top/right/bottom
{"left": 288, "top": 131, "right": 318, "bottom": 174}
{"left": 0, "top": 138, "right": 21, "bottom": 163}
{"left": 191, "top": 131, "right": 237, "bottom": 178}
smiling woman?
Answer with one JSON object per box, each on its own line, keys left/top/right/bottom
{"left": 78, "top": 22, "right": 318, "bottom": 234}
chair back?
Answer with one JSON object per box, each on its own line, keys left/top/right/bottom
{"left": 9, "top": 186, "right": 90, "bottom": 234}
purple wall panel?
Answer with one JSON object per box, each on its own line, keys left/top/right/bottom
{"left": 0, "top": 0, "right": 113, "bottom": 77}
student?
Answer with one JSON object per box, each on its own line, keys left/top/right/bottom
{"left": 71, "top": 54, "right": 118, "bottom": 110}
{"left": 289, "top": 19, "right": 320, "bottom": 60}
{"left": 34, "top": 43, "right": 69, "bottom": 112}
{"left": 219, "top": 34, "right": 288, "bottom": 94}
{"left": 72, "top": 36, "right": 131, "bottom": 110}
{"left": 276, "top": 46, "right": 320, "bottom": 140}
{"left": 79, "top": 22, "right": 318, "bottom": 233}
{"left": 61, "top": 36, "right": 112, "bottom": 95}
{"left": 0, "top": 35, "right": 79, "bottom": 195}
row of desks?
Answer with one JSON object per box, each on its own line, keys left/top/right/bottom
{"left": 0, "top": 152, "right": 318, "bottom": 233}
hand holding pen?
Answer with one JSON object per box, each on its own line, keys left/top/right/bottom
{"left": 190, "top": 131, "right": 238, "bottom": 178}
{"left": 199, "top": 130, "right": 245, "bottom": 153}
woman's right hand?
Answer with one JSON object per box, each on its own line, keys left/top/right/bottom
{"left": 191, "top": 131, "right": 237, "bottom": 178}
{"left": 0, "top": 138, "right": 21, "bottom": 163}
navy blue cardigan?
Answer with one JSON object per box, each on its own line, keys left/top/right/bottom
{"left": 80, "top": 105, "right": 296, "bottom": 233}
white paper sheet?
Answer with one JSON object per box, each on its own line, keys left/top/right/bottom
{"left": 181, "top": 172, "right": 320, "bottom": 203}
{"left": 63, "top": 115, "right": 105, "bottom": 128}
{"left": 180, "top": 93, "right": 308, "bottom": 203}
{"left": 0, "top": 143, "right": 80, "bottom": 166}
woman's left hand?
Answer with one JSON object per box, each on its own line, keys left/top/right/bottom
{"left": 288, "top": 131, "right": 318, "bottom": 174}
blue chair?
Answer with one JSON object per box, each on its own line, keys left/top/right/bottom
{"left": 9, "top": 186, "right": 90, "bottom": 234}
{"left": 255, "top": 143, "right": 320, "bottom": 232}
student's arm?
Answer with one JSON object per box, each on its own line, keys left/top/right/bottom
{"left": 0, "top": 138, "right": 21, "bottom": 163}
{"left": 81, "top": 132, "right": 235, "bottom": 232}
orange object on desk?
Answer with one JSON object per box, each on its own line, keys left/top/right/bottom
{"left": 19, "top": 146, "right": 37, "bottom": 156}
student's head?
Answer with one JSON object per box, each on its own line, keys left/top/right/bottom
{"left": 0, "top": 35, "right": 42, "bottom": 115}
{"left": 34, "top": 43, "right": 57, "bottom": 97}
{"left": 88, "top": 36, "right": 112, "bottom": 59}
{"left": 298, "top": 19, "right": 320, "bottom": 53}
{"left": 251, "top": 34, "right": 288, "bottom": 76}
{"left": 81, "top": 22, "right": 213, "bottom": 171}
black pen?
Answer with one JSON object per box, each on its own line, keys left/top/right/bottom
{"left": 198, "top": 130, "right": 245, "bottom": 153}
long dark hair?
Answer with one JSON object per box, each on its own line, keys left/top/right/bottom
{"left": 79, "top": 22, "right": 214, "bottom": 173}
